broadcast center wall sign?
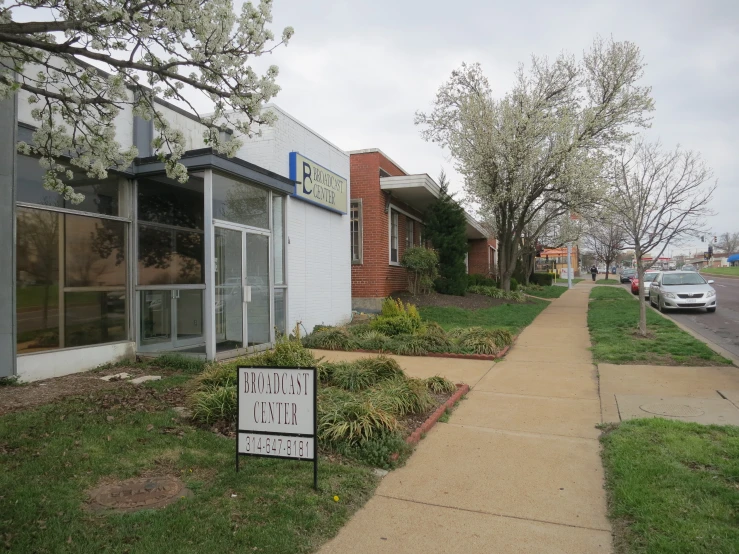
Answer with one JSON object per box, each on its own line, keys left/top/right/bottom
{"left": 289, "top": 152, "right": 347, "bottom": 214}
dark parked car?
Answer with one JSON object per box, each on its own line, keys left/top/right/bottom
{"left": 620, "top": 268, "right": 636, "bottom": 283}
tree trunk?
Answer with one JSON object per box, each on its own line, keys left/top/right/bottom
{"left": 636, "top": 251, "right": 647, "bottom": 336}
{"left": 497, "top": 231, "right": 518, "bottom": 292}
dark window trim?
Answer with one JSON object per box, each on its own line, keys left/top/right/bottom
{"left": 350, "top": 199, "right": 363, "bottom": 265}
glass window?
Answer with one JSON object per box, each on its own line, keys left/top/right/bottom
{"left": 137, "top": 225, "right": 204, "bottom": 285}
{"left": 65, "top": 291, "right": 127, "bottom": 347}
{"left": 350, "top": 201, "right": 362, "bottom": 264}
{"left": 274, "top": 289, "right": 286, "bottom": 337}
{"left": 65, "top": 215, "right": 126, "bottom": 287}
{"left": 17, "top": 154, "right": 121, "bottom": 216}
{"left": 212, "top": 173, "right": 269, "bottom": 229}
{"left": 390, "top": 211, "right": 398, "bottom": 263}
{"left": 16, "top": 206, "right": 129, "bottom": 353}
{"left": 273, "top": 195, "right": 285, "bottom": 284}
{"left": 16, "top": 207, "right": 61, "bottom": 352}
{"left": 140, "top": 290, "right": 172, "bottom": 346}
{"left": 406, "top": 219, "right": 414, "bottom": 249}
{"left": 137, "top": 177, "right": 204, "bottom": 229}
{"left": 246, "top": 234, "right": 271, "bottom": 346}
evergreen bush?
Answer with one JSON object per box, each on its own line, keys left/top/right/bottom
{"left": 401, "top": 247, "right": 439, "bottom": 295}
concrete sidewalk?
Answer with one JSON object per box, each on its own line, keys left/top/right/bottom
{"left": 320, "top": 284, "right": 611, "bottom": 554}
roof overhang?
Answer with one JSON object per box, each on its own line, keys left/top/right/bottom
{"left": 380, "top": 174, "right": 488, "bottom": 240}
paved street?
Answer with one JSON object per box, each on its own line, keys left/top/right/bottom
{"left": 624, "top": 275, "right": 739, "bottom": 360}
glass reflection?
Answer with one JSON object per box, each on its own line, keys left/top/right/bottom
{"left": 65, "top": 292, "right": 127, "bottom": 347}
{"left": 212, "top": 173, "right": 269, "bottom": 229}
{"left": 16, "top": 207, "right": 60, "bottom": 352}
{"left": 65, "top": 215, "right": 125, "bottom": 287}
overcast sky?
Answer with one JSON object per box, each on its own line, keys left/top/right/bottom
{"left": 256, "top": 0, "right": 737, "bottom": 255}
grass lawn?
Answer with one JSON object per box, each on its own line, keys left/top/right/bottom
{"left": 701, "top": 266, "right": 739, "bottom": 277}
{"left": 596, "top": 279, "right": 621, "bottom": 285}
{"left": 588, "top": 287, "right": 730, "bottom": 365}
{"left": 522, "top": 286, "right": 568, "bottom": 299}
{"left": 0, "top": 375, "right": 377, "bottom": 553}
{"left": 419, "top": 300, "right": 548, "bottom": 334}
{"left": 555, "top": 278, "right": 584, "bottom": 285}
{"left": 601, "top": 419, "right": 739, "bottom": 554}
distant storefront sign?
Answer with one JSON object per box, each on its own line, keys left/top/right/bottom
{"left": 289, "top": 152, "right": 347, "bottom": 214}
{"left": 237, "top": 366, "right": 317, "bottom": 488}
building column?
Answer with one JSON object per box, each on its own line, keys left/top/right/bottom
{"left": 0, "top": 88, "right": 17, "bottom": 377}
{"left": 203, "top": 169, "right": 215, "bottom": 361}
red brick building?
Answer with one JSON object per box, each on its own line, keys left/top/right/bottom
{"left": 349, "top": 149, "right": 496, "bottom": 311}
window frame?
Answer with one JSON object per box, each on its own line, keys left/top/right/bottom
{"left": 350, "top": 199, "right": 363, "bottom": 265}
{"left": 16, "top": 179, "right": 133, "bottom": 355}
{"left": 389, "top": 209, "right": 399, "bottom": 265}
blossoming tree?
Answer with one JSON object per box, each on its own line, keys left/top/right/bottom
{"left": 415, "top": 37, "right": 654, "bottom": 291}
{"left": 0, "top": 0, "right": 293, "bottom": 201}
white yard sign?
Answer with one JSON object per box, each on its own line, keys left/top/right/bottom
{"left": 237, "top": 367, "right": 316, "bottom": 466}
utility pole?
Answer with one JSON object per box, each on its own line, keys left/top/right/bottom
{"left": 567, "top": 242, "right": 573, "bottom": 289}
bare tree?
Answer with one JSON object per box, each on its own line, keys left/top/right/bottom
{"left": 583, "top": 214, "right": 624, "bottom": 280}
{"left": 717, "top": 232, "right": 739, "bottom": 255}
{"left": 605, "top": 139, "right": 716, "bottom": 335}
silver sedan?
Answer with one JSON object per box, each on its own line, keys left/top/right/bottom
{"left": 649, "top": 271, "right": 717, "bottom": 313}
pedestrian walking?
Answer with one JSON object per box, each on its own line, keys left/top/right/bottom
{"left": 590, "top": 264, "right": 598, "bottom": 282}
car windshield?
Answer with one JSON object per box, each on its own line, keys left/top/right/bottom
{"left": 662, "top": 273, "right": 706, "bottom": 286}
{"left": 643, "top": 273, "right": 658, "bottom": 282}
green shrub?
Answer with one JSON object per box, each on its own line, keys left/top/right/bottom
{"left": 191, "top": 384, "right": 237, "bottom": 423}
{"left": 371, "top": 315, "right": 417, "bottom": 337}
{"left": 380, "top": 297, "right": 403, "bottom": 318}
{"left": 334, "top": 431, "right": 410, "bottom": 469}
{"left": 331, "top": 363, "right": 380, "bottom": 392}
{"left": 530, "top": 272, "right": 554, "bottom": 286}
{"left": 418, "top": 333, "right": 455, "bottom": 353}
{"left": 421, "top": 321, "right": 447, "bottom": 338}
{"left": 312, "top": 324, "right": 333, "bottom": 334}
{"left": 301, "top": 327, "right": 355, "bottom": 351}
{"left": 247, "top": 337, "right": 319, "bottom": 367}
{"left": 346, "top": 323, "right": 372, "bottom": 337}
{"left": 468, "top": 274, "right": 497, "bottom": 287}
{"left": 401, "top": 247, "right": 439, "bottom": 295}
{"left": 148, "top": 353, "right": 206, "bottom": 373}
{"left": 318, "top": 396, "right": 398, "bottom": 445}
{"left": 368, "top": 377, "right": 434, "bottom": 416}
{"left": 510, "top": 277, "right": 519, "bottom": 292}
{"left": 424, "top": 375, "right": 457, "bottom": 394}
{"left": 390, "top": 335, "right": 429, "bottom": 356}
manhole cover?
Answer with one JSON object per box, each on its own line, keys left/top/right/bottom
{"left": 639, "top": 402, "right": 705, "bottom": 417}
{"left": 87, "top": 476, "right": 191, "bottom": 512}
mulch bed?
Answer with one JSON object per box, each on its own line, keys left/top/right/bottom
{"left": 391, "top": 291, "right": 532, "bottom": 310}
{"left": 0, "top": 365, "right": 183, "bottom": 417}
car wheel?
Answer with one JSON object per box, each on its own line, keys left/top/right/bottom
{"left": 658, "top": 297, "right": 666, "bottom": 313}
{"left": 707, "top": 307, "right": 716, "bottom": 313}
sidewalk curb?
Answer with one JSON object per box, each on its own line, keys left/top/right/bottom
{"left": 625, "top": 288, "right": 739, "bottom": 367}
{"left": 406, "top": 383, "right": 470, "bottom": 446}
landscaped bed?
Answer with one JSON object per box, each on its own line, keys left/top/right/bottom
{"left": 600, "top": 419, "right": 739, "bottom": 554}
{"left": 588, "top": 287, "right": 730, "bottom": 365}
{"left": 0, "top": 345, "right": 461, "bottom": 553}
{"left": 519, "top": 284, "right": 569, "bottom": 299}
{"left": 302, "top": 298, "right": 518, "bottom": 358}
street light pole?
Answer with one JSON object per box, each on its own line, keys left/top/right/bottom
{"left": 567, "top": 242, "right": 573, "bottom": 289}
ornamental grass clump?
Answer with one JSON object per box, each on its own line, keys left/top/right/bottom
{"left": 424, "top": 375, "right": 457, "bottom": 394}
{"left": 390, "top": 335, "right": 429, "bottom": 356}
{"left": 368, "top": 377, "right": 434, "bottom": 416}
{"left": 354, "top": 330, "right": 393, "bottom": 351}
{"left": 301, "top": 327, "right": 355, "bottom": 351}
{"left": 191, "top": 384, "right": 237, "bottom": 424}
{"left": 353, "top": 355, "right": 404, "bottom": 381}
{"left": 331, "top": 363, "right": 380, "bottom": 392}
{"left": 317, "top": 393, "right": 398, "bottom": 445}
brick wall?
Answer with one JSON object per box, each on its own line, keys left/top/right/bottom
{"left": 350, "top": 151, "right": 425, "bottom": 303}
{"left": 468, "top": 238, "right": 497, "bottom": 277}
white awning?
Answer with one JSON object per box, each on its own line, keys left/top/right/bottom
{"left": 380, "top": 174, "right": 488, "bottom": 240}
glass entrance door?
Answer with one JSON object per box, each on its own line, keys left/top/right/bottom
{"left": 213, "top": 225, "right": 272, "bottom": 355}
{"left": 246, "top": 233, "right": 271, "bottom": 348}
{"left": 215, "top": 227, "right": 244, "bottom": 352}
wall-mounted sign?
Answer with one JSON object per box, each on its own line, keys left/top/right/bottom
{"left": 289, "top": 152, "right": 347, "bottom": 214}
{"left": 237, "top": 366, "right": 317, "bottom": 488}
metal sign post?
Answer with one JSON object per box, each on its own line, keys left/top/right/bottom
{"left": 236, "top": 366, "right": 318, "bottom": 490}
